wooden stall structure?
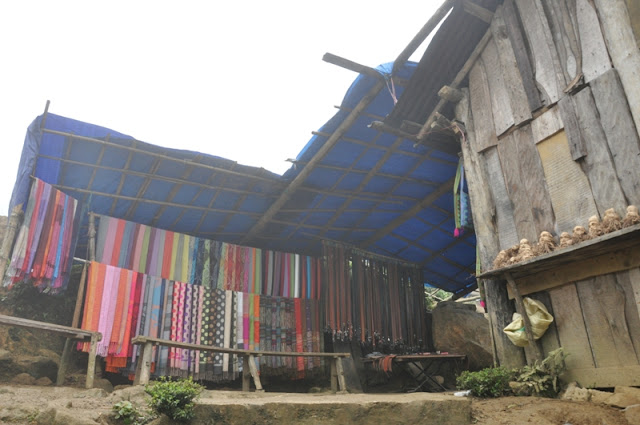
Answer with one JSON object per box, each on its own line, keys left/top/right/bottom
{"left": 381, "top": 0, "right": 640, "bottom": 387}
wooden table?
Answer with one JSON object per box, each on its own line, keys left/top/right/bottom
{"left": 363, "top": 353, "right": 466, "bottom": 392}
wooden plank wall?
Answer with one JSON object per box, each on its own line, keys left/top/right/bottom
{"left": 459, "top": 0, "right": 640, "bottom": 384}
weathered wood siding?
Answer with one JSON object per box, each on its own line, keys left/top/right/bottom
{"left": 459, "top": 0, "right": 640, "bottom": 385}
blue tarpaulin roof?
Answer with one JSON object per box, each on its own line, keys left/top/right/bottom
{"left": 9, "top": 62, "right": 476, "bottom": 295}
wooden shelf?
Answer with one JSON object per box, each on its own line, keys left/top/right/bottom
{"left": 477, "top": 224, "right": 640, "bottom": 297}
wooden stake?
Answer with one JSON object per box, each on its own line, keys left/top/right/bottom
{"left": 505, "top": 272, "right": 543, "bottom": 363}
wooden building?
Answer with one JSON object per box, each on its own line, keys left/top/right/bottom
{"left": 385, "top": 0, "right": 640, "bottom": 387}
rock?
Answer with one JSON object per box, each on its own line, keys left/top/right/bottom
{"left": 0, "top": 349, "right": 11, "bottom": 363}
{"left": 615, "top": 386, "right": 640, "bottom": 397}
{"left": 36, "top": 377, "right": 53, "bottom": 386}
{"left": 11, "top": 372, "right": 36, "bottom": 385}
{"left": 625, "top": 404, "right": 640, "bottom": 425}
{"left": 588, "top": 388, "right": 613, "bottom": 404}
{"left": 605, "top": 392, "right": 640, "bottom": 408}
{"left": 431, "top": 301, "right": 493, "bottom": 370}
{"left": 73, "top": 388, "right": 108, "bottom": 398}
{"left": 15, "top": 355, "right": 58, "bottom": 381}
{"left": 110, "top": 385, "right": 147, "bottom": 403}
{"left": 561, "top": 382, "right": 590, "bottom": 402}
{"left": 92, "top": 378, "right": 114, "bottom": 393}
{"left": 35, "top": 407, "right": 57, "bottom": 425}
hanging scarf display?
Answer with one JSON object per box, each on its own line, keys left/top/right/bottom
{"left": 80, "top": 260, "right": 324, "bottom": 381}
{"left": 94, "top": 214, "right": 321, "bottom": 299}
{"left": 322, "top": 241, "right": 426, "bottom": 355}
{"left": 4, "top": 178, "right": 81, "bottom": 293}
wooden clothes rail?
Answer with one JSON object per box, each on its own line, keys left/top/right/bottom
{"left": 131, "top": 336, "right": 351, "bottom": 393}
{"left": 0, "top": 314, "right": 101, "bottom": 389}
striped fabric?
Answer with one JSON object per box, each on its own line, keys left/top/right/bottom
{"left": 95, "top": 214, "right": 322, "bottom": 299}
{"left": 5, "top": 178, "right": 81, "bottom": 293}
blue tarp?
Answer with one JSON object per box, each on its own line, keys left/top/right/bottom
{"left": 9, "top": 62, "right": 476, "bottom": 294}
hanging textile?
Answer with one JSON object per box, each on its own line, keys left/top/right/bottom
{"left": 94, "top": 214, "right": 321, "bottom": 299}
{"left": 5, "top": 178, "right": 81, "bottom": 293}
{"left": 322, "top": 241, "right": 426, "bottom": 355}
{"left": 80, "top": 261, "right": 323, "bottom": 381}
{"left": 453, "top": 158, "right": 472, "bottom": 237}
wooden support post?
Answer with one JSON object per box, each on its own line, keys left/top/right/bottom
{"left": 71, "top": 263, "right": 88, "bottom": 328}
{"left": 242, "top": 355, "right": 251, "bottom": 392}
{"left": 86, "top": 333, "right": 99, "bottom": 389}
{"left": 330, "top": 357, "right": 338, "bottom": 393}
{"left": 56, "top": 338, "right": 73, "bottom": 386}
{"left": 88, "top": 213, "right": 96, "bottom": 262}
{"left": 505, "top": 272, "right": 543, "bottom": 363}
{"left": 247, "top": 354, "right": 263, "bottom": 392}
{"left": 0, "top": 205, "right": 23, "bottom": 281}
{"left": 335, "top": 357, "right": 347, "bottom": 393}
{"left": 138, "top": 341, "right": 154, "bottom": 385}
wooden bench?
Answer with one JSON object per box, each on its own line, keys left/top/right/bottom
{"left": 0, "top": 314, "right": 101, "bottom": 389}
{"left": 131, "top": 336, "right": 351, "bottom": 393}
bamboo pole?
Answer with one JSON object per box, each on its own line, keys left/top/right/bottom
{"left": 240, "top": 80, "right": 387, "bottom": 244}
{"left": 0, "top": 205, "right": 23, "bottom": 282}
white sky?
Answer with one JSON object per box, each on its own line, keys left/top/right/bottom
{"left": 0, "top": 1, "right": 443, "bottom": 215}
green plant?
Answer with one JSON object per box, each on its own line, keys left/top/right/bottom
{"left": 512, "top": 348, "right": 568, "bottom": 397}
{"left": 113, "top": 401, "right": 151, "bottom": 425}
{"left": 456, "top": 367, "right": 514, "bottom": 398}
{"left": 145, "top": 377, "right": 204, "bottom": 422}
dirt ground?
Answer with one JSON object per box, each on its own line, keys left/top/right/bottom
{"left": 0, "top": 383, "right": 632, "bottom": 425}
{"left": 471, "top": 395, "right": 629, "bottom": 425}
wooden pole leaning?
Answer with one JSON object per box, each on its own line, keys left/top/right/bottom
{"left": 505, "top": 272, "right": 543, "bottom": 363}
{"left": 59, "top": 212, "right": 96, "bottom": 386}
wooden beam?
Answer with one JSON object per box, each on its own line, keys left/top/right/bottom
{"left": 393, "top": 0, "right": 458, "bottom": 74}
{"left": 416, "top": 26, "right": 493, "bottom": 141}
{"left": 240, "top": 79, "right": 387, "bottom": 244}
{"left": 370, "top": 120, "right": 460, "bottom": 155}
{"left": 463, "top": 0, "right": 494, "bottom": 23}
{"left": 438, "top": 85, "right": 464, "bottom": 103}
{"left": 323, "top": 53, "right": 384, "bottom": 81}
{"left": 359, "top": 176, "right": 456, "bottom": 248}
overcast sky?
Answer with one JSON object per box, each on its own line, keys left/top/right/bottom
{"left": 0, "top": 1, "right": 443, "bottom": 215}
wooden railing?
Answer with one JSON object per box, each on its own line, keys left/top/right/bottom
{"left": 131, "top": 336, "right": 350, "bottom": 393}
{"left": 0, "top": 314, "right": 101, "bottom": 389}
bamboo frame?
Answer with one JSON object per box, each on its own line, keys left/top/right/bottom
{"left": 41, "top": 128, "right": 280, "bottom": 184}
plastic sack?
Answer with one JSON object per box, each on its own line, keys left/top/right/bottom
{"left": 503, "top": 297, "right": 554, "bottom": 347}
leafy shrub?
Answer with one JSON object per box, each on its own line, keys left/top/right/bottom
{"left": 112, "top": 401, "right": 151, "bottom": 425}
{"left": 145, "top": 377, "right": 204, "bottom": 422}
{"left": 512, "top": 348, "right": 567, "bottom": 397}
{"left": 456, "top": 367, "right": 514, "bottom": 397}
